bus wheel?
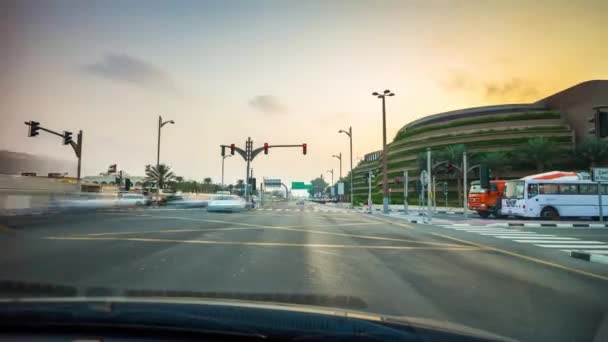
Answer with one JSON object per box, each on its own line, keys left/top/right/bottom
{"left": 478, "top": 211, "right": 490, "bottom": 218}
{"left": 541, "top": 207, "right": 559, "bottom": 220}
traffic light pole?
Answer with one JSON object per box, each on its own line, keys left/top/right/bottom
{"left": 463, "top": 151, "right": 468, "bottom": 219}
{"left": 25, "top": 121, "right": 83, "bottom": 183}
{"left": 221, "top": 138, "right": 306, "bottom": 204}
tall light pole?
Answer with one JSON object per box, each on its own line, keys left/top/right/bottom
{"left": 332, "top": 153, "right": 342, "bottom": 180}
{"left": 156, "top": 115, "right": 174, "bottom": 194}
{"left": 338, "top": 127, "right": 353, "bottom": 206}
{"left": 372, "top": 89, "right": 395, "bottom": 214}
{"left": 221, "top": 154, "right": 232, "bottom": 188}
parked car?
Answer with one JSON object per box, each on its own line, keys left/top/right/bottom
{"left": 207, "top": 195, "right": 247, "bottom": 212}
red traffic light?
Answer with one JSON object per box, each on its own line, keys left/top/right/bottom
{"left": 230, "top": 144, "right": 235, "bottom": 155}
{"left": 264, "top": 143, "right": 269, "bottom": 154}
{"left": 447, "top": 162, "right": 452, "bottom": 169}
{"left": 302, "top": 143, "right": 307, "bottom": 155}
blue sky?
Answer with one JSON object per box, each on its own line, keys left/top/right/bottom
{"left": 2, "top": 0, "right": 607, "bottom": 183}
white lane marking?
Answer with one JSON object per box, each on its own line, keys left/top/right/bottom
{"left": 494, "top": 235, "right": 561, "bottom": 239}
{"left": 561, "top": 250, "right": 608, "bottom": 254}
{"left": 507, "top": 237, "right": 577, "bottom": 240}
{"left": 534, "top": 244, "right": 608, "bottom": 248}
{"left": 478, "top": 232, "right": 537, "bottom": 236}
{"left": 514, "top": 240, "right": 582, "bottom": 243}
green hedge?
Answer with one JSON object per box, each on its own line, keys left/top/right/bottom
{"left": 389, "top": 125, "right": 570, "bottom": 152}
{"left": 386, "top": 136, "right": 572, "bottom": 161}
{"left": 392, "top": 111, "right": 561, "bottom": 144}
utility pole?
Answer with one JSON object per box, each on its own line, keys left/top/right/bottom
{"left": 372, "top": 90, "right": 395, "bottom": 214}
{"left": 427, "top": 147, "right": 432, "bottom": 222}
{"left": 463, "top": 150, "right": 468, "bottom": 219}
{"left": 156, "top": 115, "right": 175, "bottom": 197}
{"left": 339, "top": 127, "right": 353, "bottom": 207}
{"left": 403, "top": 170, "right": 408, "bottom": 215}
{"left": 221, "top": 155, "right": 231, "bottom": 188}
{"left": 368, "top": 170, "right": 373, "bottom": 214}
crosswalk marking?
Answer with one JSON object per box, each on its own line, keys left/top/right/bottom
{"left": 439, "top": 224, "right": 608, "bottom": 256}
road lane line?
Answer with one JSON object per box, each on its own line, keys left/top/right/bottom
{"left": 43, "top": 236, "right": 483, "bottom": 251}
{"left": 430, "top": 232, "right": 608, "bottom": 281}
{"left": 513, "top": 240, "right": 581, "bottom": 243}
{"left": 534, "top": 244, "right": 608, "bottom": 248}
{"left": 504, "top": 237, "right": 576, "bottom": 240}
{"left": 80, "top": 227, "right": 261, "bottom": 236}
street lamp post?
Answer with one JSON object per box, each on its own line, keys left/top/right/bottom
{"left": 338, "top": 127, "right": 353, "bottom": 207}
{"left": 221, "top": 154, "right": 232, "bottom": 188}
{"left": 156, "top": 115, "right": 174, "bottom": 197}
{"left": 372, "top": 90, "right": 395, "bottom": 214}
{"left": 332, "top": 152, "right": 342, "bottom": 201}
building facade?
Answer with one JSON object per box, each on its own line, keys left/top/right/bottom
{"left": 352, "top": 80, "right": 608, "bottom": 204}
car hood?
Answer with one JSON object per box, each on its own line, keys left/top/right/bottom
{"left": 0, "top": 296, "right": 516, "bottom": 341}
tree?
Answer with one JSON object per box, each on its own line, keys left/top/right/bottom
{"left": 576, "top": 137, "right": 608, "bottom": 168}
{"left": 203, "top": 177, "right": 212, "bottom": 185}
{"left": 309, "top": 176, "right": 328, "bottom": 198}
{"left": 145, "top": 164, "right": 175, "bottom": 190}
{"left": 516, "top": 137, "right": 559, "bottom": 172}
{"left": 437, "top": 144, "right": 469, "bottom": 206}
{"left": 478, "top": 151, "right": 511, "bottom": 178}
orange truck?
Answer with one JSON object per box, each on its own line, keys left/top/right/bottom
{"left": 468, "top": 180, "right": 506, "bottom": 218}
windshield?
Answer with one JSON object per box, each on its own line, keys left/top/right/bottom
{"left": 469, "top": 181, "right": 485, "bottom": 194}
{"left": 2, "top": 1, "right": 608, "bottom": 341}
{"left": 503, "top": 181, "right": 525, "bottom": 199}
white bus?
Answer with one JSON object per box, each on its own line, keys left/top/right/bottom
{"left": 501, "top": 173, "right": 608, "bottom": 220}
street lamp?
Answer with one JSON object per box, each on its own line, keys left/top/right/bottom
{"left": 372, "top": 89, "right": 395, "bottom": 214}
{"left": 221, "top": 154, "right": 232, "bottom": 188}
{"left": 156, "top": 115, "right": 174, "bottom": 194}
{"left": 332, "top": 153, "right": 342, "bottom": 180}
{"left": 327, "top": 169, "right": 334, "bottom": 187}
{"left": 338, "top": 127, "right": 353, "bottom": 207}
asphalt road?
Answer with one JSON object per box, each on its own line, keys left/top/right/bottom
{"left": 1, "top": 202, "right": 607, "bottom": 341}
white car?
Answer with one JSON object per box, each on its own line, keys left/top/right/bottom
{"left": 117, "top": 193, "right": 150, "bottom": 206}
{"left": 207, "top": 195, "right": 247, "bottom": 212}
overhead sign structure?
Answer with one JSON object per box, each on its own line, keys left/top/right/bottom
{"left": 264, "top": 178, "right": 282, "bottom": 186}
{"left": 592, "top": 168, "right": 608, "bottom": 182}
{"left": 337, "top": 182, "right": 345, "bottom": 195}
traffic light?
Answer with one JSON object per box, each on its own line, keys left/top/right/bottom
{"left": 108, "top": 164, "right": 117, "bottom": 173}
{"left": 221, "top": 146, "right": 226, "bottom": 157}
{"left": 28, "top": 121, "right": 40, "bottom": 137}
{"left": 125, "top": 178, "right": 132, "bottom": 191}
{"left": 264, "top": 143, "right": 269, "bottom": 155}
{"left": 63, "top": 131, "right": 73, "bottom": 145}
{"left": 249, "top": 177, "right": 257, "bottom": 191}
{"left": 599, "top": 111, "right": 608, "bottom": 138}
{"left": 230, "top": 144, "right": 235, "bottom": 155}
{"left": 480, "top": 165, "right": 490, "bottom": 188}
{"left": 302, "top": 143, "right": 307, "bottom": 155}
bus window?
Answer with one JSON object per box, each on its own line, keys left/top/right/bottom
{"left": 539, "top": 183, "right": 558, "bottom": 194}
{"left": 579, "top": 184, "right": 598, "bottom": 194}
{"left": 528, "top": 184, "right": 538, "bottom": 198}
{"left": 558, "top": 184, "right": 578, "bottom": 194}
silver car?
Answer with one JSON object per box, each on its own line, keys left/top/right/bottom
{"left": 207, "top": 195, "right": 247, "bottom": 212}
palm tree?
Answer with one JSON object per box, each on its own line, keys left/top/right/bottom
{"left": 145, "top": 164, "right": 175, "bottom": 190}
{"left": 478, "top": 151, "right": 510, "bottom": 178}
{"left": 576, "top": 137, "right": 608, "bottom": 168}
{"left": 203, "top": 177, "right": 212, "bottom": 185}
{"left": 516, "top": 137, "right": 559, "bottom": 172}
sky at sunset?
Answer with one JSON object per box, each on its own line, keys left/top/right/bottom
{"left": 2, "top": 0, "right": 607, "bottom": 184}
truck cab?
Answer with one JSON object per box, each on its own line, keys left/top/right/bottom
{"left": 468, "top": 180, "right": 505, "bottom": 218}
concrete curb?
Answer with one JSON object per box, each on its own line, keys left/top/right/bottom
{"left": 570, "top": 251, "right": 608, "bottom": 264}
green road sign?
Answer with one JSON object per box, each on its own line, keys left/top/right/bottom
{"left": 292, "top": 182, "right": 312, "bottom": 190}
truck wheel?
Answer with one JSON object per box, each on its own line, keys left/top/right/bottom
{"left": 478, "top": 211, "right": 490, "bottom": 218}
{"left": 541, "top": 207, "right": 559, "bottom": 220}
